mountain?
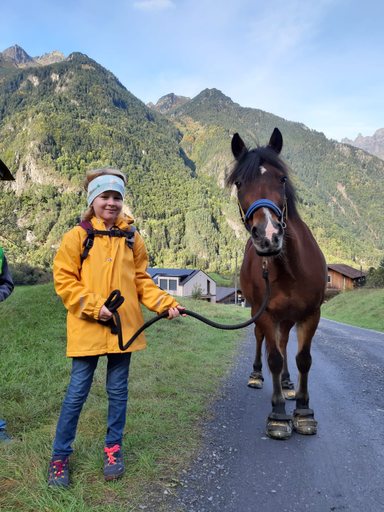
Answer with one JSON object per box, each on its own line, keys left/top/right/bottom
{"left": 147, "top": 93, "right": 191, "bottom": 114}
{"left": 342, "top": 129, "right": 384, "bottom": 160}
{"left": 0, "top": 51, "right": 243, "bottom": 274}
{"left": 1, "top": 46, "right": 384, "bottom": 278}
{"left": 0, "top": 45, "right": 66, "bottom": 74}
{"left": 166, "top": 88, "right": 384, "bottom": 267}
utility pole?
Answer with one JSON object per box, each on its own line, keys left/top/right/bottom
{"left": 235, "top": 251, "right": 237, "bottom": 305}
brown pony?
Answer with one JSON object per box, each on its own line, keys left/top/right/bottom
{"left": 226, "top": 128, "right": 327, "bottom": 440}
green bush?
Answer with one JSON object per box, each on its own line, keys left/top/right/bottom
{"left": 8, "top": 262, "right": 53, "bottom": 286}
{"left": 366, "top": 267, "right": 384, "bottom": 288}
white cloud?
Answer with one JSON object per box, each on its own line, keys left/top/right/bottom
{"left": 133, "top": 0, "right": 175, "bottom": 11}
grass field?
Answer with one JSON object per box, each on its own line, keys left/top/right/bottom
{"left": 0, "top": 283, "right": 250, "bottom": 511}
{"left": 321, "top": 287, "right": 384, "bottom": 332}
{"left": 207, "top": 273, "right": 233, "bottom": 287}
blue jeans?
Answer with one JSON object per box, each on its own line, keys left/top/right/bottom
{"left": 52, "top": 353, "right": 131, "bottom": 457}
{"left": 0, "top": 419, "right": 6, "bottom": 429}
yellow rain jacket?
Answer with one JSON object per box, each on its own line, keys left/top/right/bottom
{"left": 53, "top": 214, "right": 178, "bottom": 357}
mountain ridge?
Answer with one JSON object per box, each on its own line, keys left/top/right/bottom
{"left": 1, "top": 46, "right": 384, "bottom": 274}
{"left": 342, "top": 129, "right": 384, "bottom": 160}
{"left": 0, "top": 45, "right": 66, "bottom": 69}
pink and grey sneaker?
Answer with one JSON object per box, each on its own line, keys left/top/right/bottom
{"left": 48, "top": 457, "right": 70, "bottom": 488}
{"left": 103, "top": 445, "right": 125, "bottom": 481}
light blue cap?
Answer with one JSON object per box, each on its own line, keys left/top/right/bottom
{"left": 87, "top": 175, "right": 125, "bottom": 206}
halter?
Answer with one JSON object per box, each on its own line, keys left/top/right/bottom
{"left": 238, "top": 197, "right": 287, "bottom": 233}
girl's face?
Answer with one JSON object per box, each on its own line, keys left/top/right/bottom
{"left": 92, "top": 190, "right": 123, "bottom": 227}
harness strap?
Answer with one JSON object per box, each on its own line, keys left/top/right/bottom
{"left": 78, "top": 221, "right": 136, "bottom": 266}
{"left": 238, "top": 198, "right": 285, "bottom": 233}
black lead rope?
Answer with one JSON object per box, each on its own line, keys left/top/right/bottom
{"left": 102, "top": 268, "right": 270, "bottom": 352}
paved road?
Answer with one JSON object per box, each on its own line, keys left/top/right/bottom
{"left": 166, "top": 318, "right": 384, "bottom": 512}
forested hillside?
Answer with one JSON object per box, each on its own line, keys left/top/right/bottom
{"left": 1, "top": 52, "right": 383, "bottom": 279}
{"left": 168, "top": 89, "right": 384, "bottom": 267}
{"left": 0, "top": 53, "right": 244, "bottom": 274}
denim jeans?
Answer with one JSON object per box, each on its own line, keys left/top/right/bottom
{"left": 52, "top": 353, "right": 131, "bottom": 457}
{"left": 0, "top": 419, "right": 6, "bottom": 430}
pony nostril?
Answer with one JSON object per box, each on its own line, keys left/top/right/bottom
{"left": 251, "top": 226, "right": 260, "bottom": 239}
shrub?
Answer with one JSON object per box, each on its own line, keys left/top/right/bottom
{"left": 8, "top": 262, "right": 53, "bottom": 286}
{"left": 366, "top": 267, "right": 384, "bottom": 288}
{"left": 191, "top": 283, "right": 203, "bottom": 300}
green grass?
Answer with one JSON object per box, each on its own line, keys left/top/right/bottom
{"left": 321, "top": 287, "right": 384, "bottom": 332}
{"left": 207, "top": 273, "right": 233, "bottom": 287}
{"left": 0, "top": 283, "right": 250, "bottom": 511}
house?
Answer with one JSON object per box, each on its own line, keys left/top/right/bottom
{"left": 146, "top": 268, "right": 216, "bottom": 303}
{"left": 327, "top": 264, "right": 367, "bottom": 290}
{"left": 216, "top": 287, "right": 245, "bottom": 306}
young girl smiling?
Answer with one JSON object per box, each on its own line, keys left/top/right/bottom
{"left": 49, "top": 168, "right": 184, "bottom": 488}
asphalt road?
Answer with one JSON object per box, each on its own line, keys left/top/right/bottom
{"left": 166, "top": 318, "right": 384, "bottom": 512}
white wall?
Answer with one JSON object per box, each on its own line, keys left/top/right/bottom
{"left": 183, "top": 271, "right": 216, "bottom": 303}
{"left": 157, "top": 271, "right": 216, "bottom": 303}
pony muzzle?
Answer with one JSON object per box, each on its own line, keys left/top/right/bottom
{"left": 250, "top": 208, "right": 284, "bottom": 256}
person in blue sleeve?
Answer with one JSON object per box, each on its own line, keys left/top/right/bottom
{"left": 0, "top": 247, "right": 14, "bottom": 442}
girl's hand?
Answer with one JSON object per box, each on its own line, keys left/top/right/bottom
{"left": 99, "top": 305, "right": 113, "bottom": 322}
{"left": 167, "top": 305, "right": 186, "bottom": 319}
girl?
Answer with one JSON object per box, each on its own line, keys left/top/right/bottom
{"left": 49, "top": 169, "right": 184, "bottom": 488}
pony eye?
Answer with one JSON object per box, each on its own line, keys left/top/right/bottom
{"left": 235, "top": 181, "right": 241, "bottom": 189}
{"left": 280, "top": 176, "right": 288, "bottom": 184}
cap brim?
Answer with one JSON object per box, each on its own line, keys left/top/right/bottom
{"left": 0, "top": 160, "right": 15, "bottom": 181}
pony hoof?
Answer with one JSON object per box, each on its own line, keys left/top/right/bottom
{"left": 292, "top": 408, "right": 317, "bottom": 435}
{"left": 266, "top": 420, "right": 292, "bottom": 440}
{"left": 282, "top": 380, "right": 296, "bottom": 400}
{"left": 248, "top": 372, "right": 264, "bottom": 389}
{"left": 248, "top": 378, "right": 263, "bottom": 389}
{"left": 266, "top": 413, "right": 292, "bottom": 440}
{"left": 282, "top": 389, "right": 296, "bottom": 400}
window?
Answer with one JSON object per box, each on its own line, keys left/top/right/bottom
{"left": 207, "top": 280, "right": 210, "bottom": 294}
{"left": 169, "top": 279, "right": 177, "bottom": 291}
{"left": 159, "top": 279, "right": 167, "bottom": 290}
{"left": 327, "top": 275, "right": 331, "bottom": 283}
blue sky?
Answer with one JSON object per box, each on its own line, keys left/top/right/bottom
{"left": 1, "top": 0, "right": 383, "bottom": 141}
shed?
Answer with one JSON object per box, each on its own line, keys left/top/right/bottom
{"left": 327, "top": 264, "right": 367, "bottom": 290}
{"left": 146, "top": 268, "right": 216, "bottom": 303}
{"left": 216, "top": 287, "right": 245, "bottom": 306}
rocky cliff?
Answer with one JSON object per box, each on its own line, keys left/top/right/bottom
{"left": 147, "top": 93, "right": 191, "bottom": 114}
{"left": 0, "top": 45, "right": 66, "bottom": 69}
{"left": 342, "top": 128, "right": 384, "bottom": 160}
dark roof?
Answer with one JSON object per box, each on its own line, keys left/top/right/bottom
{"left": 146, "top": 268, "right": 207, "bottom": 286}
{"left": 327, "top": 264, "right": 367, "bottom": 279}
{"left": 216, "top": 287, "right": 242, "bottom": 302}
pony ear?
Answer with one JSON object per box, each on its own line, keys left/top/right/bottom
{"left": 268, "top": 128, "right": 283, "bottom": 154}
{"left": 231, "top": 133, "right": 246, "bottom": 159}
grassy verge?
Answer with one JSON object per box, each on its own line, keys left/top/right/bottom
{"left": 0, "top": 283, "right": 250, "bottom": 511}
{"left": 321, "top": 287, "right": 384, "bottom": 332}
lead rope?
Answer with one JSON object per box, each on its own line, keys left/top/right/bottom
{"left": 104, "top": 263, "right": 270, "bottom": 352}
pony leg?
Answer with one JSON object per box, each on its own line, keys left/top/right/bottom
{"left": 265, "top": 325, "right": 292, "bottom": 440}
{"left": 248, "top": 325, "right": 264, "bottom": 389}
{"left": 293, "top": 310, "right": 320, "bottom": 435}
{"left": 279, "top": 321, "right": 295, "bottom": 400}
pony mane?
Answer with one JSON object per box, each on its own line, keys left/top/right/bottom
{"left": 226, "top": 146, "right": 299, "bottom": 219}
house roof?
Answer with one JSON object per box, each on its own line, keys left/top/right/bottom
{"left": 146, "top": 268, "right": 205, "bottom": 286}
{"left": 216, "top": 287, "right": 242, "bottom": 302}
{"left": 327, "top": 264, "right": 367, "bottom": 279}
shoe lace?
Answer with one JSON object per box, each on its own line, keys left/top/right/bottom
{"left": 51, "top": 458, "right": 68, "bottom": 476}
{"left": 104, "top": 445, "right": 121, "bottom": 465}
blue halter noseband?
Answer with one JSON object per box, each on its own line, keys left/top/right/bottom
{"left": 240, "top": 199, "right": 283, "bottom": 233}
